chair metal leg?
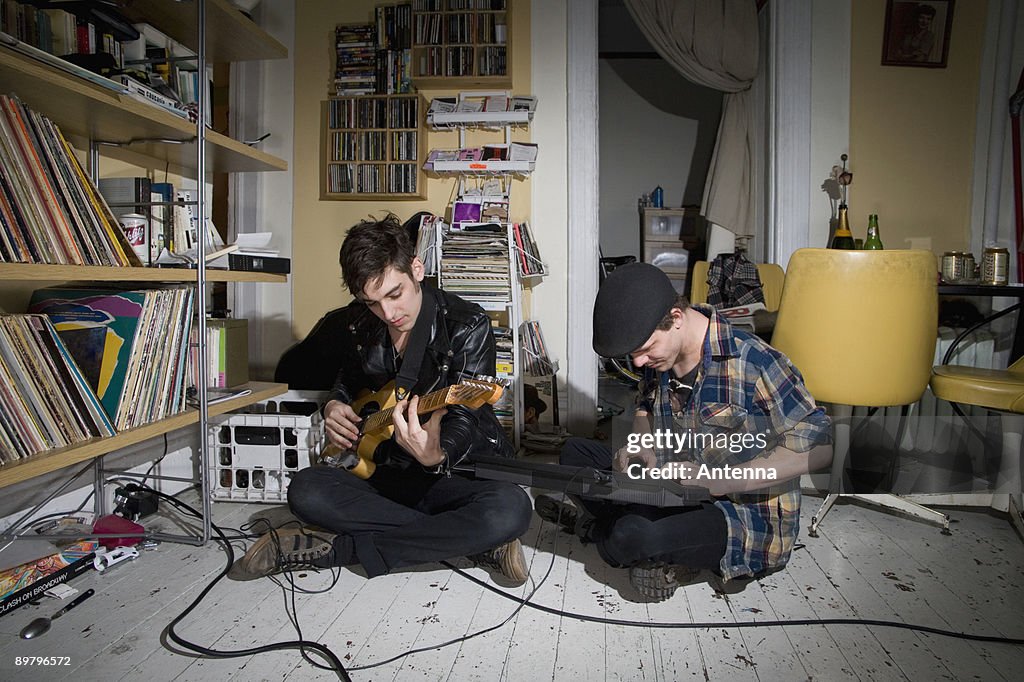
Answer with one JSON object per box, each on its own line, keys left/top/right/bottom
{"left": 807, "top": 493, "right": 951, "bottom": 537}
{"left": 830, "top": 404, "right": 853, "bottom": 493}
{"left": 849, "top": 494, "right": 951, "bottom": 534}
{"left": 808, "top": 493, "right": 839, "bottom": 537}
{"left": 1010, "top": 494, "right": 1024, "bottom": 541}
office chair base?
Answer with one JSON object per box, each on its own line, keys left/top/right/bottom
{"left": 808, "top": 493, "right": 951, "bottom": 538}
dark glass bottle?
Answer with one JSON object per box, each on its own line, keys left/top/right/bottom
{"left": 864, "top": 214, "right": 884, "bottom": 250}
{"left": 830, "top": 205, "right": 855, "bottom": 249}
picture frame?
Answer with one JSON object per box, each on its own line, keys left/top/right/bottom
{"left": 881, "top": 0, "right": 954, "bottom": 68}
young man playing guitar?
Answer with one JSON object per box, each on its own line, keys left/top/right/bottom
{"left": 229, "top": 215, "right": 532, "bottom": 584}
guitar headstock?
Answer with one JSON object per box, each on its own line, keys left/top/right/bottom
{"left": 448, "top": 379, "right": 504, "bottom": 408}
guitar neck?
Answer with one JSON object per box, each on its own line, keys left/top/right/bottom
{"left": 363, "top": 385, "right": 455, "bottom": 433}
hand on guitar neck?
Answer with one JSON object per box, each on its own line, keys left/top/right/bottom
{"left": 320, "top": 379, "right": 505, "bottom": 479}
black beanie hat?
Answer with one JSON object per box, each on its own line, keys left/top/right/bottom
{"left": 593, "top": 262, "right": 677, "bottom": 358}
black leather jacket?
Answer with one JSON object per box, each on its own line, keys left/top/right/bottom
{"left": 325, "top": 283, "right": 514, "bottom": 472}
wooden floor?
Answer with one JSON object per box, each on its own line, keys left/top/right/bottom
{"left": 0, "top": 489, "right": 1023, "bottom": 681}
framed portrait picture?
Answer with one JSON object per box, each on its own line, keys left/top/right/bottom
{"left": 881, "top": 0, "right": 955, "bottom": 68}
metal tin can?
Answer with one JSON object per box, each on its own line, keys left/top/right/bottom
{"left": 981, "top": 247, "right": 1009, "bottom": 285}
{"left": 941, "top": 251, "right": 976, "bottom": 283}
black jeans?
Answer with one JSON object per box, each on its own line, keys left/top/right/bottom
{"left": 561, "top": 437, "right": 727, "bottom": 571}
{"left": 288, "top": 464, "right": 531, "bottom": 578}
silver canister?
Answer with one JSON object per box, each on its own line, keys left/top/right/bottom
{"left": 981, "top": 247, "right": 1009, "bottom": 285}
{"left": 941, "top": 251, "right": 976, "bottom": 283}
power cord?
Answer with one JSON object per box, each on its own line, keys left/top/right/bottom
{"left": 128, "top": 484, "right": 352, "bottom": 681}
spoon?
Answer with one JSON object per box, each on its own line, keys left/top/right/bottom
{"left": 19, "top": 588, "right": 95, "bottom": 640}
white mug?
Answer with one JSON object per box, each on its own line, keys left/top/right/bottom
{"left": 119, "top": 213, "right": 148, "bottom": 263}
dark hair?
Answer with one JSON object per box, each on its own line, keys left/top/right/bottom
{"left": 655, "top": 294, "right": 690, "bottom": 331}
{"left": 915, "top": 4, "right": 936, "bottom": 18}
{"left": 339, "top": 213, "right": 416, "bottom": 296}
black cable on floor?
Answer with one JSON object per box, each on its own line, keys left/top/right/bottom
{"left": 133, "top": 485, "right": 352, "bottom": 681}
{"left": 445, "top": 533, "right": 1024, "bottom": 647}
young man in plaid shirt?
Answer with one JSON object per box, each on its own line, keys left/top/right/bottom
{"left": 536, "top": 263, "right": 832, "bottom": 600}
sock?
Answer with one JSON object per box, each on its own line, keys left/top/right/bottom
{"left": 314, "top": 534, "right": 355, "bottom": 568}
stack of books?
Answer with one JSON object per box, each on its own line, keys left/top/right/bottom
{"left": 439, "top": 229, "right": 511, "bottom": 311}
{"left": 334, "top": 24, "right": 377, "bottom": 95}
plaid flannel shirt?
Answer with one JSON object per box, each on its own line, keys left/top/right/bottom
{"left": 706, "top": 252, "right": 765, "bottom": 309}
{"left": 638, "top": 305, "right": 831, "bottom": 580}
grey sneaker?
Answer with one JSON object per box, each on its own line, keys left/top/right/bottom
{"left": 470, "top": 538, "right": 529, "bottom": 586}
{"left": 227, "top": 527, "right": 336, "bottom": 581}
{"left": 534, "top": 493, "right": 578, "bottom": 533}
{"left": 628, "top": 562, "right": 701, "bottom": 602}
{"left": 534, "top": 493, "right": 596, "bottom": 540}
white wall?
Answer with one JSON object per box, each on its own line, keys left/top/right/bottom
{"left": 232, "top": 1, "right": 296, "bottom": 380}
{"left": 598, "top": 59, "right": 721, "bottom": 259}
{"left": 809, "top": 0, "right": 851, "bottom": 250}
{"left": 530, "top": 0, "right": 569, "bottom": 395}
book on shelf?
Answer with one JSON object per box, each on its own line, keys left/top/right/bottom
{"left": 415, "top": 213, "right": 442, "bottom": 276}
{"left": 228, "top": 253, "right": 290, "bottom": 274}
{"left": 0, "top": 314, "right": 116, "bottom": 462}
{"left": 427, "top": 97, "right": 456, "bottom": 114}
{"left": 0, "top": 540, "right": 98, "bottom": 617}
{"left": 509, "top": 142, "right": 538, "bottom": 162}
{"left": 116, "top": 74, "right": 188, "bottom": 119}
{"left": 510, "top": 95, "right": 537, "bottom": 112}
{"left": 512, "top": 221, "right": 544, "bottom": 277}
{"left": 27, "top": 285, "right": 195, "bottom": 431}
{"left": 0, "top": 95, "right": 141, "bottom": 267}
{"left": 521, "top": 319, "right": 555, "bottom": 376}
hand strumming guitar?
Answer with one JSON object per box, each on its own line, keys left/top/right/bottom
{"left": 324, "top": 399, "right": 362, "bottom": 450}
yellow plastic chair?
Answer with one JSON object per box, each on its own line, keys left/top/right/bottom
{"left": 690, "top": 260, "right": 785, "bottom": 311}
{"left": 770, "top": 248, "right": 947, "bottom": 535}
{"left": 931, "top": 342, "right": 1024, "bottom": 536}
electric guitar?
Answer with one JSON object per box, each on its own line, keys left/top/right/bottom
{"left": 319, "top": 378, "right": 505, "bottom": 479}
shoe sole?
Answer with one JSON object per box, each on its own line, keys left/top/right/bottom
{"left": 500, "top": 538, "right": 529, "bottom": 585}
{"left": 629, "top": 564, "right": 699, "bottom": 602}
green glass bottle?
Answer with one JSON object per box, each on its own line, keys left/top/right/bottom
{"left": 864, "top": 214, "right": 884, "bottom": 250}
{"left": 830, "top": 205, "right": 855, "bottom": 249}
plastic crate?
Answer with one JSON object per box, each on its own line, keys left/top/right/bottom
{"left": 208, "top": 390, "right": 326, "bottom": 503}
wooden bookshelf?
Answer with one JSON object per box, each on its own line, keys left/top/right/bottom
{"left": 411, "top": 0, "right": 511, "bottom": 88}
{"left": 0, "top": 263, "right": 287, "bottom": 284}
{"left": 0, "top": 3, "right": 289, "bottom": 513}
{"left": 322, "top": 94, "right": 426, "bottom": 200}
{"left": 0, "top": 382, "right": 288, "bottom": 489}
{"left": 119, "top": 0, "right": 288, "bottom": 63}
{"left": 0, "top": 47, "right": 286, "bottom": 176}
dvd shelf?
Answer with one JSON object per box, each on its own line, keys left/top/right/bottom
{"left": 411, "top": 0, "right": 511, "bottom": 88}
{"left": 322, "top": 93, "right": 426, "bottom": 199}
{"left": 0, "top": 1, "right": 289, "bottom": 499}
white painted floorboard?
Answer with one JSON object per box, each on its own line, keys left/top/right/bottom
{"left": 0, "top": 488, "right": 1022, "bottom": 682}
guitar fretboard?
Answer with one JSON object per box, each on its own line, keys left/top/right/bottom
{"left": 362, "top": 384, "right": 459, "bottom": 433}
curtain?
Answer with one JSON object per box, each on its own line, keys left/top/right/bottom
{"left": 624, "top": 0, "right": 759, "bottom": 237}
